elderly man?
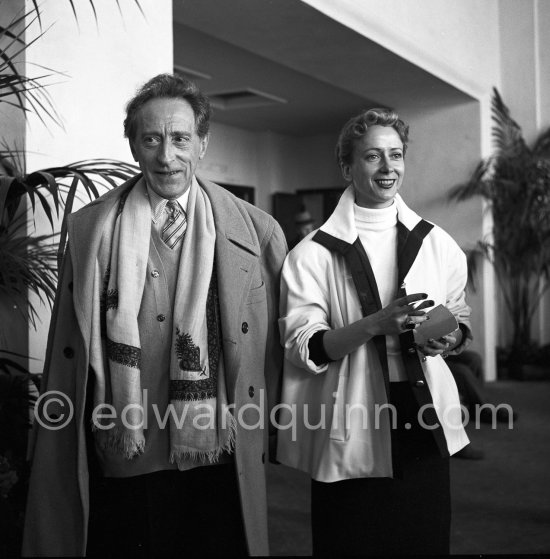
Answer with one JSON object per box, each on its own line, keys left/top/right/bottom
{"left": 23, "top": 74, "right": 286, "bottom": 557}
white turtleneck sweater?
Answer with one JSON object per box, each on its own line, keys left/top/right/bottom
{"left": 354, "top": 202, "right": 407, "bottom": 382}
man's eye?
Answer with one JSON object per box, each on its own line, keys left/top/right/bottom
{"left": 392, "top": 152, "right": 403, "bottom": 160}
{"left": 144, "top": 136, "right": 160, "bottom": 145}
{"left": 173, "top": 136, "right": 189, "bottom": 144}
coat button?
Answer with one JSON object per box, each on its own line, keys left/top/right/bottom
{"left": 241, "top": 322, "right": 249, "bottom": 334}
{"left": 63, "top": 347, "right": 74, "bottom": 358}
{"left": 157, "top": 314, "right": 166, "bottom": 322}
{"left": 248, "top": 386, "right": 255, "bottom": 398}
{"left": 415, "top": 380, "right": 425, "bottom": 387}
{"left": 151, "top": 269, "right": 159, "bottom": 278}
{"left": 408, "top": 347, "right": 416, "bottom": 354}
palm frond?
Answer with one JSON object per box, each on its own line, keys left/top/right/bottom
{"left": 1, "top": 156, "right": 139, "bottom": 271}
{"left": 532, "top": 126, "right": 550, "bottom": 158}
{"left": 0, "top": 212, "right": 58, "bottom": 329}
{"left": 0, "top": 10, "right": 62, "bottom": 128}
{"left": 450, "top": 88, "right": 550, "bottom": 352}
{"left": 462, "top": 246, "right": 485, "bottom": 292}
{"left": 1, "top": 156, "right": 139, "bottom": 225}
{"left": 490, "top": 87, "right": 528, "bottom": 156}
{"left": 448, "top": 159, "right": 493, "bottom": 202}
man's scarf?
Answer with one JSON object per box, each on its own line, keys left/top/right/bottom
{"left": 89, "top": 177, "right": 236, "bottom": 464}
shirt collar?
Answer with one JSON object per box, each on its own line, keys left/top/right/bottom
{"left": 146, "top": 177, "right": 194, "bottom": 223}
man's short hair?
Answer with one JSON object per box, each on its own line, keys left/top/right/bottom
{"left": 335, "top": 108, "right": 409, "bottom": 167}
{"left": 124, "top": 73, "right": 212, "bottom": 141}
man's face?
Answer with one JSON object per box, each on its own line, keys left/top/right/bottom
{"left": 130, "top": 97, "right": 209, "bottom": 199}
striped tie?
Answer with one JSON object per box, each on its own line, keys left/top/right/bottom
{"left": 162, "top": 200, "right": 187, "bottom": 249}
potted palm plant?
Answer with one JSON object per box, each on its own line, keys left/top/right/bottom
{"left": 1, "top": 3, "right": 140, "bottom": 551}
{"left": 450, "top": 88, "right": 550, "bottom": 379}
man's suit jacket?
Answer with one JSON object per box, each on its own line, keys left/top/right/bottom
{"left": 22, "top": 174, "right": 287, "bottom": 556}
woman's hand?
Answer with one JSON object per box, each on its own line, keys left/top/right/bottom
{"left": 322, "top": 293, "right": 432, "bottom": 361}
{"left": 416, "top": 327, "right": 462, "bottom": 358}
{"left": 364, "top": 293, "right": 432, "bottom": 337}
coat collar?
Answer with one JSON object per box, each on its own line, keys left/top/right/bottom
{"left": 320, "top": 186, "right": 424, "bottom": 243}
{"left": 68, "top": 173, "right": 260, "bottom": 272}
{"left": 196, "top": 175, "right": 261, "bottom": 256}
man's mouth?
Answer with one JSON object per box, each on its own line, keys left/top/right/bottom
{"left": 157, "top": 170, "right": 181, "bottom": 176}
{"left": 375, "top": 179, "right": 396, "bottom": 188}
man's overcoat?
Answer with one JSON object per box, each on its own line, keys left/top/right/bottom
{"left": 22, "top": 175, "right": 286, "bottom": 556}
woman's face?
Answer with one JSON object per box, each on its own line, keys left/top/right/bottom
{"left": 342, "top": 125, "right": 405, "bottom": 209}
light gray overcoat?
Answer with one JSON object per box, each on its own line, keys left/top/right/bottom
{"left": 22, "top": 175, "right": 287, "bottom": 556}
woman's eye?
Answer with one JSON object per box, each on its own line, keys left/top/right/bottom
{"left": 392, "top": 152, "right": 403, "bottom": 160}
{"left": 366, "top": 153, "right": 379, "bottom": 162}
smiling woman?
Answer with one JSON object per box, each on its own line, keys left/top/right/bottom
{"left": 277, "top": 107, "right": 473, "bottom": 556}
{"left": 338, "top": 109, "right": 407, "bottom": 209}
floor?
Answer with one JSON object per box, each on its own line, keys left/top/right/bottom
{"left": 266, "top": 381, "right": 550, "bottom": 556}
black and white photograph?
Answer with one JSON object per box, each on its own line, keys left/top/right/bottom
{"left": 1, "top": 0, "right": 549, "bottom": 556}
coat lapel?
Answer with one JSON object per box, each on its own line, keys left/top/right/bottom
{"left": 198, "top": 177, "right": 261, "bottom": 401}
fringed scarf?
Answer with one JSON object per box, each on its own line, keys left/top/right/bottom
{"left": 89, "top": 177, "right": 236, "bottom": 465}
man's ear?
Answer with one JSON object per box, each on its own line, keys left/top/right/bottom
{"left": 199, "top": 133, "right": 209, "bottom": 160}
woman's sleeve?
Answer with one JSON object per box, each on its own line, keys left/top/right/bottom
{"left": 278, "top": 244, "right": 332, "bottom": 374}
{"left": 444, "top": 238, "right": 473, "bottom": 355}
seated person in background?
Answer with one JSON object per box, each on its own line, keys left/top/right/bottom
{"left": 448, "top": 350, "right": 517, "bottom": 459}
{"left": 447, "top": 350, "right": 517, "bottom": 423}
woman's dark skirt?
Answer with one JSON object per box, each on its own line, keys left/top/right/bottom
{"left": 311, "top": 381, "right": 450, "bottom": 556}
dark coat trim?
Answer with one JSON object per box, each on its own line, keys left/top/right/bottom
{"left": 313, "top": 218, "right": 449, "bottom": 458}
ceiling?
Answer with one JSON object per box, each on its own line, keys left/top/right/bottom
{"left": 173, "top": 0, "right": 472, "bottom": 137}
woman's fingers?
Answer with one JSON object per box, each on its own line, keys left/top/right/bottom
{"left": 417, "top": 332, "right": 457, "bottom": 357}
{"left": 393, "top": 293, "right": 428, "bottom": 307}
{"left": 411, "top": 299, "right": 434, "bottom": 311}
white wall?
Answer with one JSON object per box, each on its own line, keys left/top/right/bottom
{"left": 24, "top": 0, "right": 173, "bottom": 372}
{"left": 301, "top": 0, "right": 500, "bottom": 98}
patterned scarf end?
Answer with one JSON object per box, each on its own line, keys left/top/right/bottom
{"left": 92, "top": 423, "right": 146, "bottom": 459}
{"left": 170, "top": 410, "right": 237, "bottom": 466}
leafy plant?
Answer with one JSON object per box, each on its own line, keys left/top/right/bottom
{"left": 1, "top": 157, "right": 139, "bottom": 265}
{"left": 0, "top": 5, "right": 62, "bottom": 128}
{"left": 0, "top": 1, "right": 143, "bottom": 549}
{"left": 1, "top": 1, "right": 142, "bottom": 317}
{"left": 450, "top": 88, "right": 550, "bottom": 365}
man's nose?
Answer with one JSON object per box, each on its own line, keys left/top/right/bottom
{"left": 157, "top": 141, "right": 175, "bottom": 164}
